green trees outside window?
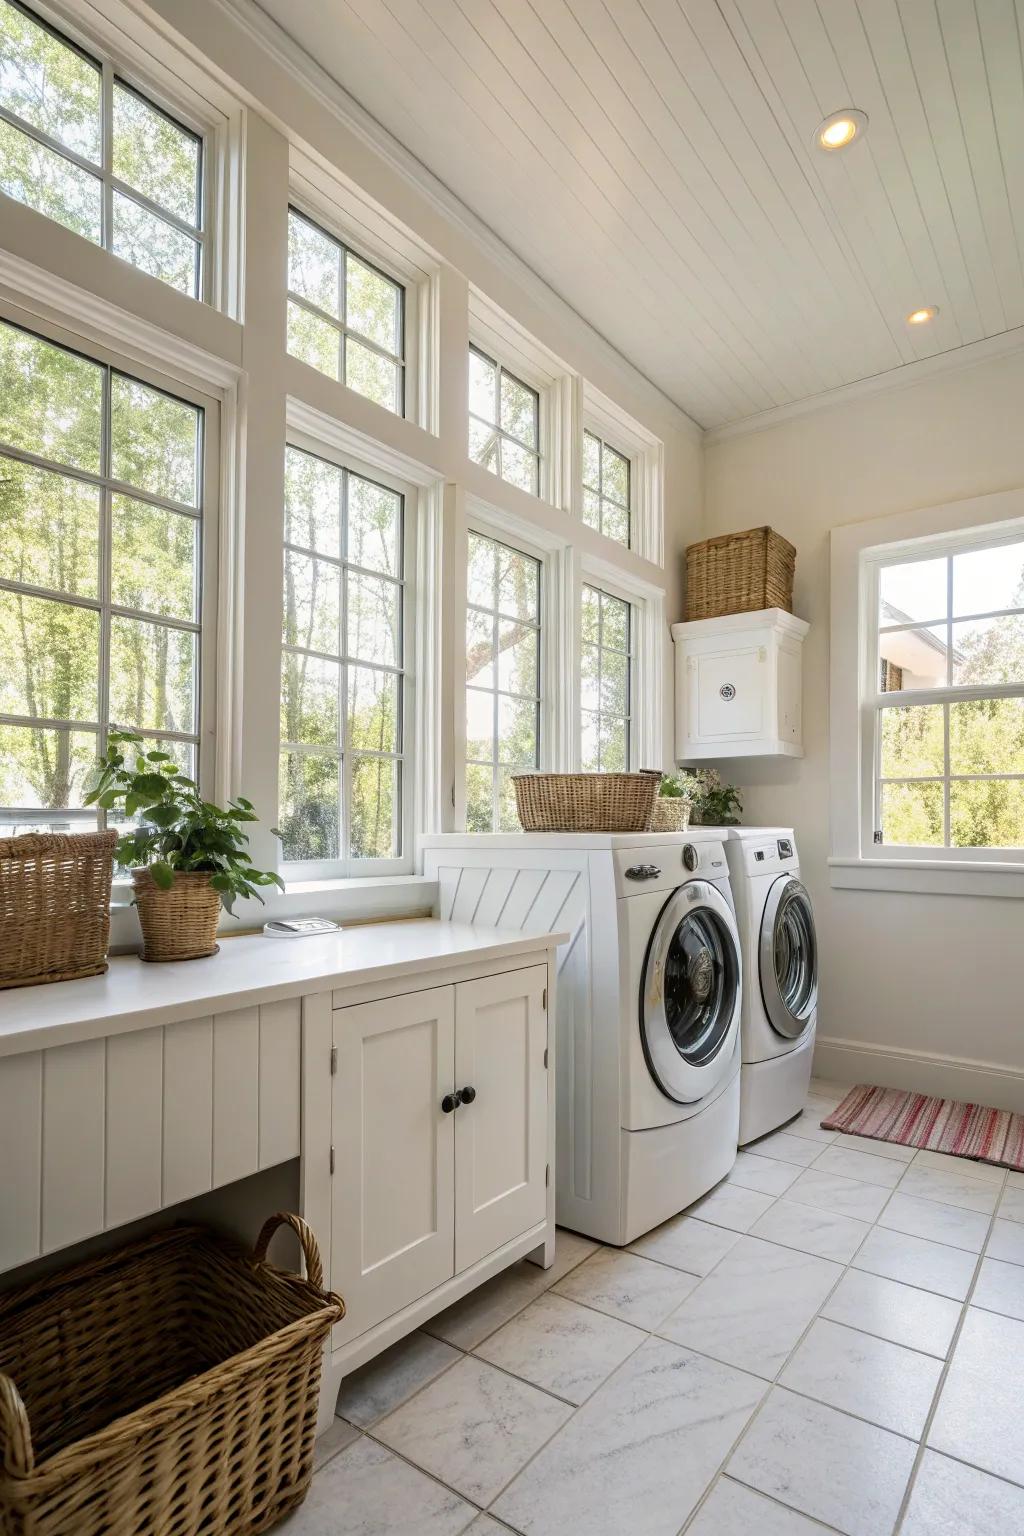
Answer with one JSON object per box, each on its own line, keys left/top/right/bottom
{"left": 580, "top": 584, "right": 632, "bottom": 773}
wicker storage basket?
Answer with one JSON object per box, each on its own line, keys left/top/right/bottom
{"left": 0, "top": 1212, "right": 345, "bottom": 1536}
{"left": 0, "top": 832, "right": 117, "bottom": 990}
{"left": 132, "top": 868, "right": 221, "bottom": 962}
{"left": 685, "top": 526, "right": 796, "bottom": 621}
{"left": 648, "top": 798, "right": 692, "bottom": 833}
{"left": 512, "top": 771, "right": 661, "bottom": 832}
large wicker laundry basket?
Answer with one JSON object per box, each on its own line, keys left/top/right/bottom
{"left": 512, "top": 771, "right": 661, "bottom": 832}
{"left": 0, "top": 831, "right": 117, "bottom": 989}
{"left": 685, "top": 526, "right": 796, "bottom": 620}
{"left": 0, "top": 1213, "right": 344, "bottom": 1536}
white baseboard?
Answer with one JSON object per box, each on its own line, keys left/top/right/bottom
{"left": 813, "top": 1035, "right": 1024, "bottom": 1116}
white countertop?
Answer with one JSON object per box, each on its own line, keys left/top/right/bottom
{"left": 0, "top": 921, "right": 564, "bottom": 1058}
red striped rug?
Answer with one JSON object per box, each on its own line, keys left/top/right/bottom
{"left": 822, "top": 1085, "right": 1024, "bottom": 1172}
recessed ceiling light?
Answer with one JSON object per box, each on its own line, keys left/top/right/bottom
{"left": 907, "top": 306, "right": 939, "bottom": 325}
{"left": 815, "top": 108, "right": 868, "bottom": 151}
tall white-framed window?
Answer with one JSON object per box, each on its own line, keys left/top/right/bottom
{"left": 0, "top": 0, "right": 208, "bottom": 298}
{"left": 464, "top": 528, "right": 542, "bottom": 832}
{"left": 468, "top": 344, "right": 540, "bottom": 497}
{"left": 0, "top": 311, "right": 217, "bottom": 835}
{"left": 278, "top": 439, "right": 413, "bottom": 876}
{"left": 287, "top": 204, "right": 405, "bottom": 416}
{"left": 579, "top": 582, "right": 633, "bottom": 772}
{"left": 582, "top": 428, "right": 630, "bottom": 547}
{"left": 867, "top": 529, "right": 1024, "bottom": 857}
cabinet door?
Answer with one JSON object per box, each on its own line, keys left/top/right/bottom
{"left": 332, "top": 987, "right": 455, "bottom": 1343}
{"left": 455, "top": 966, "right": 548, "bottom": 1272}
{"left": 692, "top": 645, "right": 766, "bottom": 743}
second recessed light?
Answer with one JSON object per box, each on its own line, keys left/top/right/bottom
{"left": 907, "top": 306, "right": 939, "bottom": 325}
{"left": 815, "top": 108, "right": 868, "bottom": 151}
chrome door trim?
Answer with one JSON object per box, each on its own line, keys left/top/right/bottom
{"left": 759, "top": 875, "right": 818, "bottom": 1040}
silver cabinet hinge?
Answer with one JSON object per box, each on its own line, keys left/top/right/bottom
{"left": 330, "top": 1045, "right": 337, "bottom": 1075}
{"left": 545, "top": 1163, "right": 550, "bottom": 1187}
{"left": 329, "top": 1144, "right": 335, "bottom": 1175}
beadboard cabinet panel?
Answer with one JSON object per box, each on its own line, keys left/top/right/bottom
{"left": 213, "top": 1007, "right": 260, "bottom": 1188}
{"left": 259, "top": 999, "right": 301, "bottom": 1169}
{"left": 162, "top": 1017, "right": 214, "bottom": 1207}
{"left": 42, "top": 1039, "right": 106, "bottom": 1253}
{"left": 0, "top": 1050, "right": 42, "bottom": 1270}
{"left": 105, "top": 1027, "right": 163, "bottom": 1228}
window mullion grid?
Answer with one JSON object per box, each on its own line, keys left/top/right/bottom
{"left": 339, "top": 469, "right": 350, "bottom": 876}
{"left": 491, "top": 599, "right": 500, "bottom": 833}
{"left": 0, "top": 102, "right": 101, "bottom": 179}
{"left": 100, "top": 57, "right": 114, "bottom": 255}
{"left": 96, "top": 362, "right": 113, "bottom": 830}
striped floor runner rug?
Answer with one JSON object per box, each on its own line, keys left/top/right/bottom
{"left": 822, "top": 1084, "right": 1024, "bottom": 1172}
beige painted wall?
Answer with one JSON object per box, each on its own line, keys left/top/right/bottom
{"left": 702, "top": 347, "right": 1024, "bottom": 1103}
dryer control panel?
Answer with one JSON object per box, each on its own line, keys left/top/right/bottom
{"left": 738, "top": 834, "right": 799, "bottom": 876}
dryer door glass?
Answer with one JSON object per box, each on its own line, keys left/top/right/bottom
{"left": 760, "top": 877, "right": 817, "bottom": 1039}
{"left": 663, "top": 910, "right": 738, "bottom": 1066}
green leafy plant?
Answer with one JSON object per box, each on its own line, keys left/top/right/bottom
{"left": 658, "top": 772, "right": 699, "bottom": 803}
{"left": 680, "top": 767, "right": 743, "bottom": 826}
{"left": 85, "top": 731, "right": 284, "bottom": 915}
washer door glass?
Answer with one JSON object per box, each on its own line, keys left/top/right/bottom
{"left": 641, "top": 883, "right": 741, "bottom": 1103}
{"left": 760, "top": 877, "right": 817, "bottom": 1040}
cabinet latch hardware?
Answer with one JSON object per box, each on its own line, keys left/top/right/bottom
{"left": 543, "top": 1047, "right": 548, "bottom": 1069}
{"left": 542, "top": 987, "right": 547, "bottom": 1011}
{"left": 545, "top": 1163, "right": 550, "bottom": 1187}
{"left": 329, "top": 1144, "right": 335, "bottom": 1175}
{"left": 330, "top": 1045, "right": 337, "bottom": 1075}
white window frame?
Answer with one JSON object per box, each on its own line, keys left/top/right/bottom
{"left": 0, "top": 0, "right": 216, "bottom": 303}
{"left": 582, "top": 381, "right": 664, "bottom": 565}
{"left": 831, "top": 487, "right": 1024, "bottom": 898}
{"left": 581, "top": 426, "right": 631, "bottom": 547}
{"left": 468, "top": 342, "right": 541, "bottom": 499}
{"left": 573, "top": 557, "right": 664, "bottom": 773}
{"left": 0, "top": 299, "right": 220, "bottom": 829}
{"left": 278, "top": 425, "right": 417, "bottom": 881}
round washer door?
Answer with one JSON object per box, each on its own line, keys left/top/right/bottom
{"left": 759, "top": 875, "right": 818, "bottom": 1040}
{"left": 639, "top": 880, "right": 741, "bottom": 1104}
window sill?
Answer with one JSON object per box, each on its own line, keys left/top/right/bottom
{"left": 110, "top": 874, "right": 437, "bottom": 928}
{"left": 828, "top": 857, "right": 1024, "bottom": 899}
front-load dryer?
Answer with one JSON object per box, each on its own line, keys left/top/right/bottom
{"left": 722, "top": 828, "right": 818, "bottom": 1144}
{"left": 421, "top": 830, "right": 742, "bottom": 1246}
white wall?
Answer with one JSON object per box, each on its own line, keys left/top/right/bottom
{"left": 703, "top": 348, "right": 1024, "bottom": 1108}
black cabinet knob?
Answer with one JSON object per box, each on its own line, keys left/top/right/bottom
{"left": 460, "top": 1085, "right": 477, "bottom": 1104}
{"left": 441, "top": 1092, "right": 460, "bottom": 1114}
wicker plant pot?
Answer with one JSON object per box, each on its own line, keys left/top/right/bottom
{"left": 512, "top": 771, "right": 661, "bottom": 832}
{"left": 685, "top": 525, "right": 796, "bottom": 620}
{"left": 0, "top": 832, "right": 117, "bottom": 989}
{"left": 0, "top": 1212, "right": 345, "bottom": 1536}
{"left": 648, "top": 798, "right": 692, "bottom": 832}
{"left": 132, "top": 868, "right": 221, "bottom": 962}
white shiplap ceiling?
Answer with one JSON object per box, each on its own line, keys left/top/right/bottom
{"left": 251, "top": 0, "right": 1024, "bottom": 430}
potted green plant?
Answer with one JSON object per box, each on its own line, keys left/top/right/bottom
{"left": 85, "top": 731, "right": 284, "bottom": 962}
{"left": 648, "top": 772, "right": 698, "bottom": 831}
{"left": 686, "top": 767, "right": 743, "bottom": 827}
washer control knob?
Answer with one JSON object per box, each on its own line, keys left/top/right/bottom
{"left": 625, "top": 864, "right": 661, "bottom": 881}
{"left": 682, "top": 844, "right": 699, "bottom": 872}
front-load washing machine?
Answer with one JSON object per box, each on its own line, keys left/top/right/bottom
{"left": 722, "top": 828, "right": 818, "bottom": 1144}
{"left": 421, "top": 830, "right": 742, "bottom": 1246}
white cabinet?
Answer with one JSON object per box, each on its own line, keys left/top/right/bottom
{"left": 672, "top": 607, "right": 809, "bottom": 760}
{"left": 328, "top": 965, "right": 550, "bottom": 1351}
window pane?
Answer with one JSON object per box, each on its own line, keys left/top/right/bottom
{"left": 582, "top": 431, "right": 600, "bottom": 491}
{"left": 469, "top": 348, "right": 496, "bottom": 423}
{"left": 346, "top": 253, "right": 400, "bottom": 354}
{"left": 950, "top": 698, "right": 1024, "bottom": 777}
{"left": 878, "top": 625, "right": 948, "bottom": 690}
{"left": 598, "top": 714, "right": 628, "bottom": 773}
{"left": 497, "top": 620, "right": 537, "bottom": 696}
{"left": 0, "top": 118, "right": 101, "bottom": 240}
{"left": 111, "top": 191, "right": 198, "bottom": 296}
{"left": 497, "top": 767, "right": 520, "bottom": 833}
{"left": 345, "top": 336, "right": 400, "bottom": 414}
{"left": 580, "top": 709, "right": 599, "bottom": 772}
{"left": 285, "top": 446, "right": 341, "bottom": 554}
{"left": 281, "top": 652, "right": 339, "bottom": 748}
{"left": 288, "top": 212, "right": 340, "bottom": 318}
{"left": 465, "top": 687, "right": 494, "bottom": 762}
{"left": 0, "top": 589, "right": 98, "bottom": 720}
{"left": 950, "top": 780, "right": 1024, "bottom": 849}
{"left": 879, "top": 558, "right": 948, "bottom": 626}
{"left": 582, "top": 486, "right": 601, "bottom": 532}
{"left": 283, "top": 549, "right": 340, "bottom": 655}
{"left": 497, "top": 544, "right": 539, "bottom": 620}
{"left": 469, "top": 415, "right": 499, "bottom": 474}
{"left": 112, "top": 84, "right": 200, "bottom": 226}
{"left": 602, "top": 498, "right": 629, "bottom": 547}
{"left": 580, "top": 586, "right": 600, "bottom": 645}
{"left": 600, "top": 648, "right": 629, "bottom": 715}
{"left": 601, "top": 591, "right": 630, "bottom": 652}
{"left": 500, "top": 371, "right": 537, "bottom": 447}
{"left": 0, "top": 722, "right": 97, "bottom": 815}
{"left": 287, "top": 300, "right": 340, "bottom": 380}
{"left": 953, "top": 541, "right": 1024, "bottom": 618}
{"left": 110, "top": 374, "right": 199, "bottom": 507}
{"left": 497, "top": 694, "right": 536, "bottom": 767}
{"left": 880, "top": 782, "right": 944, "bottom": 846}
{"left": 348, "top": 665, "right": 398, "bottom": 754}
{"left": 465, "top": 761, "right": 493, "bottom": 833}
{"left": 350, "top": 754, "right": 398, "bottom": 859}
{"left": 347, "top": 573, "right": 399, "bottom": 667}
{"left": 580, "top": 642, "right": 600, "bottom": 711}
{"left": 604, "top": 446, "right": 629, "bottom": 505}
{"left": 0, "top": 321, "right": 102, "bottom": 472}
{"left": 0, "top": 0, "right": 101, "bottom": 161}
{"left": 952, "top": 615, "right": 1024, "bottom": 687}
{"left": 466, "top": 608, "right": 494, "bottom": 689}
{"left": 879, "top": 704, "right": 944, "bottom": 779}
{"left": 278, "top": 750, "right": 339, "bottom": 862}
{"left": 467, "top": 532, "right": 497, "bottom": 609}
{"left": 347, "top": 475, "right": 400, "bottom": 576}
{"left": 109, "top": 615, "right": 194, "bottom": 734}
{"left": 500, "top": 438, "right": 537, "bottom": 495}
{"left": 110, "top": 495, "right": 196, "bottom": 621}
{"left": 1, "top": 457, "right": 99, "bottom": 597}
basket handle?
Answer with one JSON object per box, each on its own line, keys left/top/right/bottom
{"left": 253, "top": 1211, "right": 325, "bottom": 1290}
{"left": 0, "top": 1373, "right": 34, "bottom": 1478}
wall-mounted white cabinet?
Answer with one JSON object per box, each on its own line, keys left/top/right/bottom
{"left": 672, "top": 607, "right": 809, "bottom": 760}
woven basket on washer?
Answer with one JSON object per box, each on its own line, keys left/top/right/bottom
{"left": 648, "top": 798, "right": 692, "bottom": 832}
{"left": 0, "top": 1212, "right": 345, "bottom": 1536}
{"left": 132, "top": 868, "right": 221, "bottom": 962}
{"left": 512, "top": 771, "right": 661, "bottom": 832}
{"left": 685, "top": 526, "right": 796, "bottom": 621}
{"left": 0, "top": 832, "right": 117, "bottom": 989}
